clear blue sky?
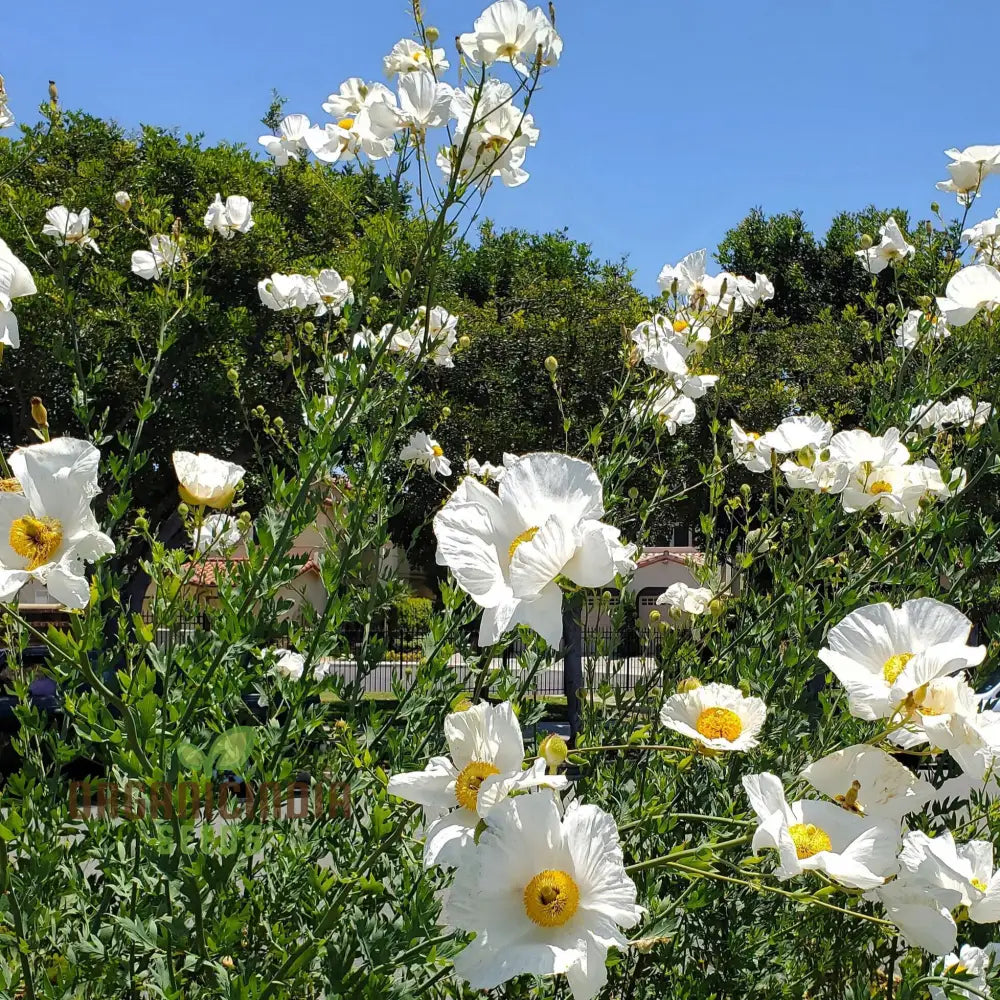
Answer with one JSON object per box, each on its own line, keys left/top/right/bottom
{"left": 5, "top": 0, "right": 999, "bottom": 292}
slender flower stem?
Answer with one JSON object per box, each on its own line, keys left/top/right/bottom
{"left": 625, "top": 834, "right": 752, "bottom": 873}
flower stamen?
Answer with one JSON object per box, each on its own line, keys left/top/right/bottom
{"left": 454, "top": 760, "right": 500, "bottom": 811}
{"left": 523, "top": 869, "right": 580, "bottom": 927}
{"left": 694, "top": 707, "right": 743, "bottom": 742}
{"left": 508, "top": 525, "right": 540, "bottom": 562}
{"left": 788, "top": 822, "right": 832, "bottom": 859}
{"left": 9, "top": 515, "right": 63, "bottom": 570}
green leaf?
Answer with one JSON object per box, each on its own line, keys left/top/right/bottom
{"left": 209, "top": 727, "right": 256, "bottom": 771}
{"left": 176, "top": 742, "right": 207, "bottom": 772}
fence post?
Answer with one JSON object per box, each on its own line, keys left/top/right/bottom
{"left": 563, "top": 596, "right": 584, "bottom": 748}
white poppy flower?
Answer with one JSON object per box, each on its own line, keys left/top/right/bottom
{"left": 896, "top": 830, "right": 1000, "bottom": 923}
{"left": 888, "top": 673, "right": 981, "bottom": 751}
{"left": 433, "top": 452, "right": 635, "bottom": 647}
{"left": 855, "top": 217, "right": 915, "bottom": 274}
{"left": 630, "top": 315, "right": 693, "bottom": 377}
{"left": 257, "top": 272, "right": 318, "bottom": 311}
{"left": 257, "top": 113, "right": 311, "bottom": 166}
{"left": 963, "top": 210, "right": 1000, "bottom": 266}
{"left": 895, "top": 308, "right": 950, "bottom": 349}
{"left": 440, "top": 792, "right": 642, "bottom": 1000}
{"left": 440, "top": 80, "right": 538, "bottom": 190}
{"left": 657, "top": 249, "right": 741, "bottom": 312}
{"left": 459, "top": 0, "right": 562, "bottom": 72}
{"left": 269, "top": 648, "right": 305, "bottom": 681}
{"left": 394, "top": 71, "right": 453, "bottom": 132}
{"left": 800, "top": 744, "right": 934, "bottom": 822}
{"left": 871, "top": 877, "right": 962, "bottom": 955}
{"left": 936, "top": 264, "right": 1000, "bottom": 327}
{"left": 307, "top": 84, "right": 398, "bottom": 164}
{"left": 322, "top": 79, "right": 371, "bottom": 118}
{"left": 131, "top": 235, "right": 180, "bottom": 281}
{"left": 818, "top": 597, "right": 985, "bottom": 721}
{"left": 930, "top": 944, "right": 1000, "bottom": 1000}
{"left": 730, "top": 421, "right": 770, "bottom": 473}
{"left": 0, "top": 97, "right": 13, "bottom": 129}
{"left": 382, "top": 37, "right": 449, "bottom": 77}
{"left": 779, "top": 457, "right": 850, "bottom": 494}
{"left": 399, "top": 305, "right": 459, "bottom": 366}
{"left": 400, "top": 431, "right": 451, "bottom": 476}
{"left": 646, "top": 385, "right": 696, "bottom": 434}
{"left": 42, "top": 206, "right": 99, "bottom": 254}
{"left": 172, "top": 451, "right": 245, "bottom": 509}
{"left": 203, "top": 194, "right": 254, "bottom": 239}
{"left": 0, "top": 438, "right": 115, "bottom": 609}
{"left": 192, "top": 513, "right": 243, "bottom": 555}
{"left": 465, "top": 458, "right": 506, "bottom": 482}
{"left": 0, "top": 236, "right": 37, "bottom": 350}
{"left": 759, "top": 414, "right": 833, "bottom": 456}
{"left": 734, "top": 272, "right": 775, "bottom": 307}
{"left": 387, "top": 701, "right": 566, "bottom": 867}
{"left": 660, "top": 682, "right": 766, "bottom": 751}
{"left": 742, "top": 772, "right": 899, "bottom": 889}
{"left": 655, "top": 581, "right": 714, "bottom": 625}
{"left": 909, "top": 398, "right": 984, "bottom": 433}
{"left": 313, "top": 269, "right": 353, "bottom": 317}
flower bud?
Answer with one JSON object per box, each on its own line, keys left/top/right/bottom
{"left": 345, "top": 275, "right": 355, "bottom": 287}
{"left": 539, "top": 733, "right": 568, "bottom": 771}
{"left": 544, "top": 355, "right": 558, "bottom": 374}
{"left": 441, "top": 406, "right": 451, "bottom": 419}
{"left": 171, "top": 216, "right": 182, "bottom": 239}
{"left": 227, "top": 368, "right": 239, "bottom": 383}
{"left": 917, "top": 295, "right": 933, "bottom": 310}
{"left": 369, "top": 296, "right": 380, "bottom": 309}
{"left": 425, "top": 25, "right": 439, "bottom": 43}
{"left": 273, "top": 416, "right": 284, "bottom": 430}
{"left": 858, "top": 234, "right": 873, "bottom": 250}
{"left": 930, "top": 202, "right": 940, "bottom": 214}
{"left": 708, "top": 598, "right": 725, "bottom": 617}
{"left": 458, "top": 335, "right": 471, "bottom": 349}
{"left": 303, "top": 321, "right": 316, "bottom": 334}
{"left": 30, "top": 396, "right": 48, "bottom": 428}
{"left": 400, "top": 268, "right": 411, "bottom": 285}
{"left": 221, "top": 956, "right": 235, "bottom": 971}
{"left": 648, "top": 610, "right": 661, "bottom": 623}
{"left": 177, "top": 502, "right": 189, "bottom": 517}
{"left": 134, "top": 515, "right": 149, "bottom": 531}
{"left": 114, "top": 191, "right": 132, "bottom": 212}
{"left": 676, "top": 676, "right": 702, "bottom": 693}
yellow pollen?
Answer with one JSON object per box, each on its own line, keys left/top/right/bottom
{"left": 508, "top": 525, "right": 540, "bottom": 561}
{"left": 0, "top": 477, "right": 22, "bottom": 493}
{"left": 432, "top": 445, "right": 444, "bottom": 457}
{"left": 338, "top": 117, "right": 355, "bottom": 131}
{"left": 523, "top": 869, "right": 580, "bottom": 927}
{"left": 869, "top": 480, "right": 894, "bottom": 495}
{"left": 694, "top": 707, "right": 743, "bottom": 743}
{"left": 746, "top": 431, "right": 760, "bottom": 441}
{"left": 454, "top": 760, "right": 500, "bottom": 811}
{"left": 883, "top": 652, "right": 914, "bottom": 684}
{"left": 497, "top": 42, "right": 521, "bottom": 59}
{"left": 672, "top": 318, "right": 689, "bottom": 333}
{"left": 971, "top": 878, "right": 988, "bottom": 892}
{"left": 788, "top": 823, "right": 832, "bottom": 860}
{"left": 9, "top": 515, "right": 63, "bottom": 570}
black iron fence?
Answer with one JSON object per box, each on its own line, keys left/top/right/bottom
{"left": 126, "top": 615, "right": 668, "bottom": 698}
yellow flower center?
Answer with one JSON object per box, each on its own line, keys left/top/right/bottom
{"left": 869, "top": 480, "right": 893, "bottom": 495}
{"left": 746, "top": 431, "right": 760, "bottom": 441}
{"left": 432, "top": 445, "right": 444, "bottom": 457}
{"left": 9, "top": 515, "right": 63, "bottom": 570}
{"left": 497, "top": 41, "right": 521, "bottom": 59}
{"left": 454, "top": 760, "right": 500, "bottom": 811}
{"left": 523, "top": 869, "right": 580, "bottom": 927}
{"left": 788, "top": 823, "right": 832, "bottom": 859}
{"left": 338, "top": 117, "right": 355, "bottom": 131}
{"left": 971, "top": 877, "right": 988, "bottom": 892}
{"left": 694, "top": 707, "right": 743, "bottom": 743}
{"left": 0, "top": 477, "right": 22, "bottom": 493}
{"left": 508, "top": 525, "right": 540, "bottom": 562}
{"left": 883, "top": 652, "right": 914, "bottom": 684}
{"left": 672, "top": 318, "right": 689, "bottom": 333}
{"left": 178, "top": 484, "right": 236, "bottom": 510}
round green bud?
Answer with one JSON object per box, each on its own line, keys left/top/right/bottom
{"left": 539, "top": 734, "right": 569, "bottom": 769}
{"left": 859, "top": 234, "right": 873, "bottom": 250}
{"left": 676, "top": 676, "right": 702, "bottom": 693}
{"left": 177, "top": 503, "right": 189, "bottom": 517}
{"left": 544, "top": 355, "right": 558, "bottom": 373}
{"left": 458, "top": 335, "right": 471, "bottom": 349}
{"left": 425, "top": 25, "right": 440, "bottom": 42}
{"left": 930, "top": 201, "right": 940, "bottom": 214}
{"left": 273, "top": 416, "right": 284, "bottom": 430}
{"left": 441, "top": 406, "right": 451, "bottom": 419}
{"left": 134, "top": 515, "right": 148, "bottom": 531}
{"left": 227, "top": 368, "right": 239, "bottom": 382}
{"left": 303, "top": 321, "right": 316, "bottom": 334}
{"left": 648, "top": 609, "right": 661, "bottom": 623}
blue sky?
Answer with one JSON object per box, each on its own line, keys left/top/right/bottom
{"left": 5, "top": 0, "right": 999, "bottom": 292}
